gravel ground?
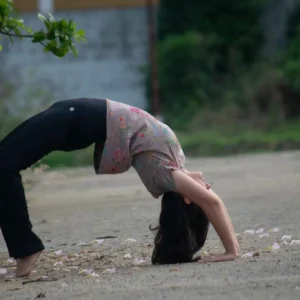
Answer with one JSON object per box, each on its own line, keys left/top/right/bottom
{"left": 0, "top": 151, "right": 300, "bottom": 300}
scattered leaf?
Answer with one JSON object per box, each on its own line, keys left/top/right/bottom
{"left": 53, "top": 261, "right": 63, "bottom": 267}
{"left": 124, "top": 238, "right": 137, "bottom": 243}
{"left": 243, "top": 230, "right": 255, "bottom": 235}
{"left": 268, "top": 228, "right": 279, "bottom": 233}
{"left": 61, "top": 283, "right": 69, "bottom": 288}
{"left": 0, "top": 268, "right": 8, "bottom": 275}
{"left": 78, "top": 269, "right": 94, "bottom": 275}
{"left": 53, "top": 250, "right": 63, "bottom": 256}
{"left": 133, "top": 258, "right": 146, "bottom": 266}
{"left": 290, "top": 240, "right": 300, "bottom": 245}
{"left": 124, "top": 253, "right": 132, "bottom": 259}
{"left": 91, "top": 239, "right": 104, "bottom": 245}
{"left": 282, "top": 235, "right": 292, "bottom": 241}
{"left": 259, "top": 233, "right": 270, "bottom": 238}
{"left": 102, "top": 268, "right": 116, "bottom": 274}
{"left": 256, "top": 228, "right": 264, "bottom": 234}
{"left": 242, "top": 252, "right": 253, "bottom": 258}
{"left": 87, "top": 272, "right": 100, "bottom": 278}
{"left": 265, "top": 243, "right": 280, "bottom": 252}
{"left": 77, "top": 242, "right": 88, "bottom": 247}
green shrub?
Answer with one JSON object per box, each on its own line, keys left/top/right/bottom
{"left": 157, "top": 31, "right": 222, "bottom": 129}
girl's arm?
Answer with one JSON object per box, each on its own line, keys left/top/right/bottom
{"left": 172, "top": 170, "right": 239, "bottom": 262}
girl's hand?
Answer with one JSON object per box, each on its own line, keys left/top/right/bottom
{"left": 185, "top": 170, "right": 211, "bottom": 189}
{"left": 195, "top": 252, "right": 239, "bottom": 263}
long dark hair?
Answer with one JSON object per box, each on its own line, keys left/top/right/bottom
{"left": 151, "top": 191, "right": 209, "bottom": 265}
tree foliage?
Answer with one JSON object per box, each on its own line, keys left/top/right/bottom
{"left": 0, "top": 0, "right": 86, "bottom": 57}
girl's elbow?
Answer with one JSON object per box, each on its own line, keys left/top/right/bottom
{"left": 204, "top": 196, "right": 222, "bottom": 209}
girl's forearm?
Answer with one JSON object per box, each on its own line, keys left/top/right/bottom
{"left": 202, "top": 197, "right": 239, "bottom": 255}
{"left": 209, "top": 189, "right": 237, "bottom": 239}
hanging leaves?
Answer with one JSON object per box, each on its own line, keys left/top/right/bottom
{"left": 0, "top": 0, "right": 86, "bottom": 57}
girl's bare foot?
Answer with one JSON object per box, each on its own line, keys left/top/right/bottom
{"left": 15, "top": 251, "right": 42, "bottom": 278}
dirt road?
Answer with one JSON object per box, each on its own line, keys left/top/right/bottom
{"left": 1, "top": 151, "right": 300, "bottom": 300}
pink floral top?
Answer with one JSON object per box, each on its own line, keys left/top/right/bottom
{"left": 94, "top": 99, "right": 186, "bottom": 198}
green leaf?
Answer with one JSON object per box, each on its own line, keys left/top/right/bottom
{"left": 32, "top": 30, "right": 46, "bottom": 43}
{"left": 8, "top": 35, "right": 13, "bottom": 44}
{"left": 13, "top": 27, "right": 21, "bottom": 37}
{"left": 0, "top": 44, "right": 2, "bottom": 51}
{"left": 46, "top": 30, "right": 56, "bottom": 40}
{"left": 38, "top": 13, "right": 51, "bottom": 30}
{"left": 46, "top": 40, "right": 57, "bottom": 49}
{"left": 48, "top": 13, "right": 55, "bottom": 22}
{"left": 70, "top": 43, "right": 78, "bottom": 56}
{"left": 38, "top": 13, "right": 47, "bottom": 23}
{"left": 76, "top": 29, "right": 85, "bottom": 36}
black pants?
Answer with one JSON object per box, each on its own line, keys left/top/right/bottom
{"left": 0, "top": 98, "right": 107, "bottom": 258}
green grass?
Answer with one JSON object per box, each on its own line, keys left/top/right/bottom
{"left": 178, "top": 120, "right": 300, "bottom": 157}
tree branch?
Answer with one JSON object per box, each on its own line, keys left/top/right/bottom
{"left": 0, "top": 29, "right": 33, "bottom": 38}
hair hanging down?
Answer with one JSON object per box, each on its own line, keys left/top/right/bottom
{"left": 150, "top": 191, "right": 209, "bottom": 265}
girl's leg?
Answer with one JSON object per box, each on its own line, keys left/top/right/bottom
{"left": 0, "top": 103, "right": 76, "bottom": 276}
{"left": 0, "top": 98, "right": 107, "bottom": 276}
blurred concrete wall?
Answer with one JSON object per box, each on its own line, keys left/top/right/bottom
{"left": 2, "top": 8, "right": 149, "bottom": 108}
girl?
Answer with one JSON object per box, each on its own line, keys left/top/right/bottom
{"left": 0, "top": 98, "right": 239, "bottom": 277}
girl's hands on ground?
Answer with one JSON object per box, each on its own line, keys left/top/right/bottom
{"left": 194, "top": 251, "right": 239, "bottom": 263}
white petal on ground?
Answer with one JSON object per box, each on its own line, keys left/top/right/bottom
{"left": 78, "top": 268, "right": 94, "bottom": 275}
{"left": 282, "top": 240, "right": 290, "bottom": 245}
{"left": 265, "top": 243, "right": 280, "bottom": 252}
{"left": 243, "top": 230, "right": 255, "bottom": 235}
{"left": 102, "top": 268, "right": 116, "bottom": 274}
{"left": 268, "top": 228, "right": 279, "bottom": 233}
{"left": 61, "top": 283, "right": 69, "bottom": 288}
{"left": 91, "top": 239, "right": 105, "bottom": 245}
{"left": 0, "top": 268, "right": 7, "bottom": 275}
{"left": 241, "top": 252, "right": 254, "bottom": 258}
{"left": 290, "top": 240, "right": 300, "bottom": 245}
{"left": 259, "top": 233, "right": 270, "bottom": 238}
{"left": 53, "top": 250, "right": 63, "bottom": 255}
{"left": 133, "top": 258, "right": 146, "bottom": 265}
{"left": 235, "top": 233, "right": 240, "bottom": 236}
{"left": 87, "top": 272, "right": 100, "bottom": 278}
{"left": 256, "top": 228, "right": 264, "bottom": 234}
{"left": 282, "top": 235, "right": 292, "bottom": 241}
{"left": 53, "top": 261, "right": 64, "bottom": 267}
{"left": 6, "top": 259, "right": 14, "bottom": 264}
{"left": 37, "top": 276, "right": 48, "bottom": 280}
{"left": 124, "top": 238, "right": 137, "bottom": 243}
{"left": 124, "top": 253, "right": 132, "bottom": 259}
{"left": 77, "top": 242, "right": 88, "bottom": 247}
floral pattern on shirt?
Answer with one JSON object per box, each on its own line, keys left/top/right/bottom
{"left": 95, "top": 99, "right": 186, "bottom": 198}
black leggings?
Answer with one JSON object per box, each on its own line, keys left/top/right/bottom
{"left": 0, "top": 98, "right": 107, "bottom": 258}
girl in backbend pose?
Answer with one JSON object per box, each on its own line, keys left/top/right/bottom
{"left": 0, "top": 98, "right": 239, "bottom": 277}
